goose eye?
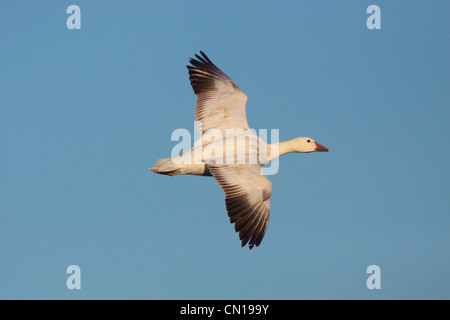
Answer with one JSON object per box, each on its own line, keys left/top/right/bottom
{"left": 307, "top": 140, "right": 311, "bottom": 143}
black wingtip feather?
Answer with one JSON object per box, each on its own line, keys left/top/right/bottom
{"left": 187, "top": 51, "right": 238, "bottom": 96}
{"left": 199, "top": 51, "right": 213, "bottom": 63}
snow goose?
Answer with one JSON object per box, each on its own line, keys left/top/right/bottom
{"left": 151, "top": 51, "right": 329, "bottom": 249}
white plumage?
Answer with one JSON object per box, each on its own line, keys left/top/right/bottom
{"left": 152, "top": 51, "right": 329, "bottom": 249}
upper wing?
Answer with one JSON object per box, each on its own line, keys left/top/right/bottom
{"left": 187, "top": 51, "right": 250, "bottom": 135}
{"left": 208, "top": 164, "right": 272, "bottom": 249}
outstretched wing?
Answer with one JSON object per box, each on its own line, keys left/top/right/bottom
{"left": 187, "top": 51, "right": 250, "bottom": 135}
{"left": 208, "top": 164, "right": 272, "bottom": 249}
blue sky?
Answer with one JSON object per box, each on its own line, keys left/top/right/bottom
{"left": 0, "top": 1, "right": 449, "bottom": 299}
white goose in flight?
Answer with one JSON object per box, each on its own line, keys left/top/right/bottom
{"left": 151, "top": 51, "right": 329, "bottom": 249}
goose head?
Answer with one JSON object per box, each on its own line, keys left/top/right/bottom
{"left": 292, "top": 137, "right": 330, "bottom": 153}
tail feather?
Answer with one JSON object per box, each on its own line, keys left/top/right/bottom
{"left": 150, "top": 158, "right": 182, "bottom": 176}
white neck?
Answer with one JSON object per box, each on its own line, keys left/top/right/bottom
{"left": 259, "top": 139, "right": 297, "bottom": 165}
